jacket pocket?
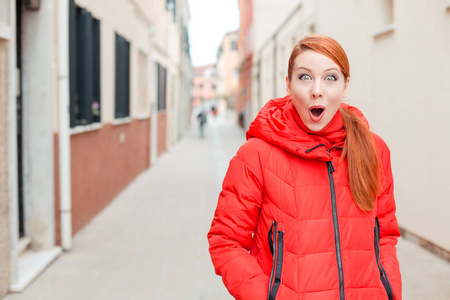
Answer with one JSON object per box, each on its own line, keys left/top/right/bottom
{"left": 374, "top": 218, "right": 394, "bottom": 300}
{"left": 267, "top": 221, "right": 284, "bottom": 300}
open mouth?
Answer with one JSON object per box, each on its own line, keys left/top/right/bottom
{"left": 309, "top": 106, "right": 325, "bottom": 122}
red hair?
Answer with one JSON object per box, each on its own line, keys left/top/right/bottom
{"left": 288, "top": 35, "right": 379, "bottom": 212}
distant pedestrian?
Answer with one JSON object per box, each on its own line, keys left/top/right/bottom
{"left": 238, "top": 111, "right": 244, "bottom": 128}
{"left": 208, "top": 35, "right": 401, "bottom": 299}
{"left": 197, "top": 109, "right": 207, "bottom": 138}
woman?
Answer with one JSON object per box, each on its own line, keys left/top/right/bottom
{"left": 208, "top": 35, "right": 401, "bottom": 300}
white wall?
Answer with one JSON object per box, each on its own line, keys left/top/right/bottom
{"left": 21, "top": 0, "right": 56, "bottom": 250}
{"left": 250, "top": 0, "right": 450, "bottom": 250}
{"left": 253, "top": 0, "right": 301, "bottom": 51}
{"left": 365, "top": 1, "right": 450, "bottom": 250}
{"left": 315, "top": 0, "right": 450, "bottom": 250}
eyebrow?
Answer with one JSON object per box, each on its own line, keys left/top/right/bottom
{"left": 297, "top": 66, "right": 340, "bottom": 72}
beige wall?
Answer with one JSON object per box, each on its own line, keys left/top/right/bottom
{"left": 217, "top": 31, "right": 239, "bottom": 106}
{"left": 316, "top": 0, "right": 450, "bottom": 251}
{"left": 250, "top": 0, "right": 450, "bottom": 251}
{"left": 253, "top": 0, "right": 301, "bottom": 52}
{"left": 251, "top": 3, "right": 305, "bottom": 116}
{"left": 362, "top": 1, "right": 450, "bottom": 251}
{"left": 0, "top": 39, "right": 10, "bottom": 299}
{"left": 152, "top": 0, "right": 170, "bottom": 58}
{"left": 192, "top": 64, "right": 217, "bottom": 102}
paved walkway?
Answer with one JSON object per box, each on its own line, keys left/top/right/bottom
{"left": 4, "top": 111, "right": 450, "bottom": 300}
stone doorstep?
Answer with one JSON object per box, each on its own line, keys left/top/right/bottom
{"left": 399, "top": 226, "right": 450, "bottom": 263}
{"left": 9, "top": 247, "right": 62, "bottom": 293}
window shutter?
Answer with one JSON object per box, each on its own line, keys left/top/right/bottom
{"left": 93, "top": 19, "right": 101, "bottom": 122}
{"left": 69, "top": 3, "right": 101, "bottom": 127}
{"left": 69, "top": 0, "right": 78, "bottom": 127}
{"left": 78, "top": 9, "right": 94, "bottom": 125}
{"left": 115, "top": 34, "right": 130, "bottom": 118}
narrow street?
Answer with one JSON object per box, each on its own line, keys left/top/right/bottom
{"left": 4, "top": 111, "right": 450, "bottom": 300}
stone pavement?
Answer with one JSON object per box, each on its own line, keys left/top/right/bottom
{"left": 4, "top": 111, "right": 450, "bottom": 300}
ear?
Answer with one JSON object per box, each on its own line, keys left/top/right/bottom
{"left": 342, "top": 77, "right": 350, "bottom": 98}
{"left": 286, "top": 76, "right": 292, "bottom": 95}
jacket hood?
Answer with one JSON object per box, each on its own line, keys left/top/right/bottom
{"left": 246, "top": 95, "right": 369, "bottom": 161}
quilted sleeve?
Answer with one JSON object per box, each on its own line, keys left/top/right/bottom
{"left": 376, "top": 136, "right": 402, "bottom": 300}
{"left": 207, "top": 138, "right": 270, "bottom": 300}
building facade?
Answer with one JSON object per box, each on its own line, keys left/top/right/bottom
{"left": 216, "top": 30, "right": 239, "bottom": 114}
{"left": 0, "top": 0, "right": 192, "bottom": 297}
{"left": 236, "top": 0, "right": 252, "bottom": 127}
{"left": 237, "top": 0, "right": 301, "bottom": 128}
{"left": 0, "top": 0, "right": 11, "bottom": 294}
{"left": 191, "top": 64, "right": 217, "bottom": 111}
{"left": 240, "top": 0, "right": 450, "bottom": 257}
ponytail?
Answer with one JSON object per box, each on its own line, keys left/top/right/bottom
{"left": 340, "top": 107, "right": 379, "bottom": 212}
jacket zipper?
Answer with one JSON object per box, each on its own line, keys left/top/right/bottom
{"left": 327, "top": 161, "right": 345, "bottom": 300}
{"left": 374, "top": 218, "right": 394, "bottom": 300}
{"left": 268, "top": 221, "right": 284, "bottom": 300}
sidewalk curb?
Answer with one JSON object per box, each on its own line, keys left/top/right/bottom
{"left": 399, "top": 226, "right": 450, "bottom": 263}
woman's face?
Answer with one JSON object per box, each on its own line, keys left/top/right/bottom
{"left": 286, "top": 50, "right": 349, "bottom": 132}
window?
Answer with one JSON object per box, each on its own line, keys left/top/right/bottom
{"left": 69, "top": 1, "right": 101, "bottom": 127}
{"left": 231, "top": 40, "right": 237, "bottom": 51}
{"left": 115, "top": 33, "right": 130, "bottom": 118}
{"left": 217, "top": 47, "right": 223, "bottom": 59}
{"left": 166, "top": 0, "right": 176, "bottom": 21}
{"left": 183, "top": 26, "right": 190, "bottom": 54}
{"left": 166, "top": 0, "right": 174, "bottom": 10}
{"left": 157, "top": 63, "right": 167, "bottom": 111}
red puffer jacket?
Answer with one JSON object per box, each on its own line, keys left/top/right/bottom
{"left": 208, "top": 96, "right": 401, "bottom": 300}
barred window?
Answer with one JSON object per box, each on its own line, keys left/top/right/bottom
{"left": 115, "top": 33, "right": 130, "bottom": 119}
{"left": 69, "top": 0, "right": 101, "bottom": 127}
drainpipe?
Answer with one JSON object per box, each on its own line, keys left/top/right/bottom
{"left": 57, "top": 0, "right": 72, "bottom": 250}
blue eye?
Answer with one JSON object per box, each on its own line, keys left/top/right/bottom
{"left": 299, "top": 74, "right": 312, "bottom": 80}
{"left": 325, "top": 75, "right": 337, "bottom": 82}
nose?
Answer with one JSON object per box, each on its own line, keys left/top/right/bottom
{"left": 311, "top": 81, "right": 323, "bottom": 99}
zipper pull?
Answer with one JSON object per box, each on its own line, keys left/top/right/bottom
{"left": 327, "top": 161, "right": 335, "bottom": 173}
